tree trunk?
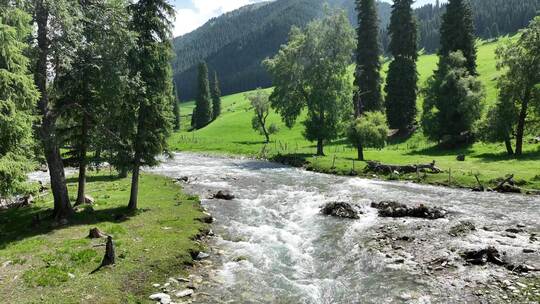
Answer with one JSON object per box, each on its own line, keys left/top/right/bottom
{"left": 127, "top": 161, "right": 140, "bottom": 211}
{"left": 35, "top": 0, "right": 72, "bottom": 220}
{"left": 316, "top": 138, "right": 324, "bottom": 156}
{"left": 76, "top": 115, "right": 89, "bottom": 205}
{"left": 515, "top": 88, "right": 531, "bottom": 156}
{"left": 357, "top": 144, "right": 364, "bottom": 161}
{"left": 504, "top": 136, "right": 514, "bottom": 156}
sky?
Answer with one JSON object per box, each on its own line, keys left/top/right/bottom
{"left": 171, "top": 0, "right": 444, "bottom": 38}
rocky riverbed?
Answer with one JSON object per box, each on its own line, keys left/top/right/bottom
{"left": 148, "top": 152, "right": 539, "bottom": 304}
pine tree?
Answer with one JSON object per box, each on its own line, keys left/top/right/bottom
{"left": 124, "top": 0, "right": 175, "bottom": 210}
{"left": 0, "top": 5, "right": 39, "bottom": 196}
{"left": 173, "top": 83, "right": 181, "bottom": 130}
{"left": 384, "top": 0, "right": 418, "bottom": 131}
{"left": 211, "top": 71, "right": 222, "bottom": 120}
{"left": 33, "top": 0, "right": 81, "bottom": 220}
{"left": 193, "top": 62, "right": 212, "bottom": 129}
{"left": 354, "top": 0, "right": 382, "bottom": 114}
{"left": 439, "top": 0, "right": 477, "bottom": 75}
{"left": 421, "top": 51, "right": 485, "bottom": 146}
{"left": 56, "top": 0, "right": 132, "bottom": 206}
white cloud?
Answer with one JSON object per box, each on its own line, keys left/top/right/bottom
{"left": 173, "top": 0, "right": 262, "bottom": 37}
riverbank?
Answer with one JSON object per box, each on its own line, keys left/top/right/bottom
{"left": 0, "top": 172, "right": 209, "bottom": 303}
{"left": 147, "top": 152, "right": 540, "bottom": 303}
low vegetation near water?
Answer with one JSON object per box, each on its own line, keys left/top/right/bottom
{"left": 170, "top": 38, "right": 540, "bottom": 191}
{"left": 0, "top": 173, "right": 207, "bottom": 303}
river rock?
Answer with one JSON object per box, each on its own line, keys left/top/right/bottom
{"left": 176, "top": 176, "right": 189, "bottom": 183}
{"left": 505, "top": 228, "right": 524, "bottom": 234}
{"left": 462, "top": 247, "right": 506, "bottom": 266}
{"left": 175, "top": 289, "right": 194, "bottom": 298}
{"left": 196, "top": 252, "right": 210, "bottom": 260}
{"left": 320, "top": 202, "right": 362, "bottom": 219}
{"left": 449, "top": 221, "right": 476, "bottom": 236}
{"left": 149, "top": 293, "right": 170, "bottom": 302}
{"left": 371, "top": 201, "right": 446, "bottom": 219}
{"left": 213, "top": 190, "right": 235, "bottom": 200}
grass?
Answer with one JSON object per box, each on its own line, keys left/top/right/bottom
{"left": 0, "top": 172, "right": 209, "bottom": 303}
{"left": 170, "top": 37, "right": 540, "bottom": 191}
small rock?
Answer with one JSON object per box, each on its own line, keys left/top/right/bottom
{"left": 449, "top": 221, "right": 476, "bottom": 236}
{"left": 176, "top": 176, "right": 189, "bottom": 183}
{"left": 505, "top": 228, "right": 524, "bottom": 234}
{"left": 175, "top": 289, "right": 194, "bottom": 298}
{"left": 177, "top": 277, "right": 190, "bottom": 283}
{"left": 196, "top": 252, "right": 210, "bottom": 260}
{"left": 2, "top": 261, "right": 12, "bottom": 268}
{"left": 149, "top": 293, "right": 170, "bottom": 302}
{"left": 153, "top": 283, "right": 161, "bottom": 288}
{"left": 523, "top": 249, "right": 535, "bottom": 253}
{"left": 68, "top": 273, "right": 75, "bottom": 279}
{"left": 213, "top": 190, "right": 235, "bottom": 200}
{"left": 504, "top": 233, "right": 517, "bottom": 239}
{"left": 168, "top": 277, "right": 179, "bottom": 285}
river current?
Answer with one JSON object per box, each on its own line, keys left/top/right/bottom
{"left": 148, "top": 153, "right": 540, "bottom": 304}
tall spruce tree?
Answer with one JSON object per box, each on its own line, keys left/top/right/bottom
{"left": 193, "top": 62, "right": 212, "bottom": 128}
{"left": 439, "top": 0, "right": 477, "bottom": 75}
{"left": 0, "top": 5, "right": 39, "bottom": 196}
{"left": 384, "top": 0, "right": 418, "bottom": 131}
{"left": 173, "top": 82, "right": 181, "bottom": 130}
{"left": 56, "top": 0, "right": 132, "bottom": 206}
{"left": 354, "top": 0, "right": 382, "bottom": 114}
{"left": 124, "top": 0, "right": 175, "bottom": 210}
{"left": 211, "top": 71, "right": 222, "bottom": 120}
{"left": 33, "top": 0, "right": 82, "bottom": 220}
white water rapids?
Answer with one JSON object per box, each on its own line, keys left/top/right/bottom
{"left": 146, "top": 152, "right": 540, "bottom": 303}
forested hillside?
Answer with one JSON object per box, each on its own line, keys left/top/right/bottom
{"left": 173, "top": 0, "right": 539, "bottom": 100}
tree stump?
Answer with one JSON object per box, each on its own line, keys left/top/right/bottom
{"left": 88, "top": 228, "right": 106, "bottom": 239}
{"left": 91, "top": 236, "right": 115, "bottom": 274}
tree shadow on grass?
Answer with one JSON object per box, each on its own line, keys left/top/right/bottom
{"left": 405, "top": 144, "right": 474, "bottom": 157}
{"left": 0, "top": 202, "right": 139, "bottom": 251}
{"left": 65, "top": 174, "right": 123, "bottom": 184}
{"left": 232, "top": 140, "right": 269, "bottom": 146}
{"left": 475, "top": 149, "right": 540, "bottom": 162}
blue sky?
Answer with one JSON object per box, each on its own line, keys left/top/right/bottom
{"left": 171, "top": 0, "right": 444, "bottom": 37}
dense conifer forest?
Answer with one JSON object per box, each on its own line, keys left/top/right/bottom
{"left": 173, "top": 0, "right": 540, "bottom": 100}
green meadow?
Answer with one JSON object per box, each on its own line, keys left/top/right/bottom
{"left": 170, "top": 37, "right": 540, "bottom": 191}
{"left": 0, "top": 173, "right": 208, "bottom": 303}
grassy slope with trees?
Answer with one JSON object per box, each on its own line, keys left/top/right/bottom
{"left": 0, "top": 173, "right": 208, "bottom": 303}
{"left": 169, "top": 37, "right": 540, "bottom": 191}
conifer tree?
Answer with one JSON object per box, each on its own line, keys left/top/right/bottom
{"left": 33, "top": 0, "right": 82, "bottom": 220}
{"left": 354, "top": 0, "right": 382, "bottom": 114}
{"left": 173, "top": 83, "right": 181, "bottom": 130}
{"left": 439, "top": 0, "right": 477, "bottom": 75}
{"left": 193, "top": 62, "right": 212, "bottom": 128}
{"left": 0, "top": 5, "right": 39, "bottom": 196}
{"left": 384, "top": 0, "right": 418, "bottom": 131}
{"left": 56, "top": 0, "right": 132, "bottom": 206}
{"left": 123, "top": 0, "right": 175, "bottom": 210}
{"left": 211, "top": 71, "right": 222, "bottom": 120}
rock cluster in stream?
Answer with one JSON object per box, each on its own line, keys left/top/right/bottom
{"left": 320, "top": 202, "right": 362, "bottom": 219}
{"left": 371, "top": 201, "right": 447, "bottom": 219}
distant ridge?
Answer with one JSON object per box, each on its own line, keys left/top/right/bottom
{"left": 173, "top": 0, "right": 539, "bottom": 100}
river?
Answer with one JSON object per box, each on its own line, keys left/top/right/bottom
{"left": 147, "top": 152, "right": 540, "bottom": 303}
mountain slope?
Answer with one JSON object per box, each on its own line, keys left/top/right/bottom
{"left": 173, "top": 0, "right": 539, "bottom": 100}
{"left": 169, "top": 38, "right": 540, "bottom": 190}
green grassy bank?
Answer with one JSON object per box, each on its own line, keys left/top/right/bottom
{"left": 170, "top": 38, "right": 540, "bottom": 191}
{"left": 0, "top": 173, "right": 209, "bottom": 303}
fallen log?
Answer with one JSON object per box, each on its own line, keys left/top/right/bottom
{"left": 492, "top": 175, "right": 521, "bottom": 193}
{"left": 365, "top": 160, "right": 442, "bottom": 174}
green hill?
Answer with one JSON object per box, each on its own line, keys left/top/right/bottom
{"left": 172, "top": 0, "right": 539, "bottom": 100}
{"left": 170, "top": 37, "right": 540, "bottom": 191}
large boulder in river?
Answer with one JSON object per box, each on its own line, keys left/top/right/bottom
{"left": 320, "top": 202, "right": 362, "bottom": 219}
{"left": 213, "top": 190, "right": 235, "bottom": 200}
{"left": 371, "top": 201, "right": 446, "bottom": 219}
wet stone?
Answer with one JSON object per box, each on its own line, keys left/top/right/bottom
{"left": 449, "top": 221, "right": 476, "bottom": 236}
{"left": 371, "top": 201, "right": 447, "bottom": 219}
{"left": 320, "top": 202, "right": 362, "bottom": 219}
{"left": 212, "top": 190, "right": 235, "bottom": 200}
